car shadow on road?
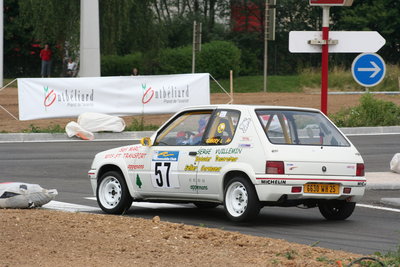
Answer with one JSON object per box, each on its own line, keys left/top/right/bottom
{"left": 117, "top": 204, "right": 356, "bottom": 230}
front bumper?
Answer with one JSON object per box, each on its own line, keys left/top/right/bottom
{"left": 88, "top": 169, "right": 98, "bottom": 196}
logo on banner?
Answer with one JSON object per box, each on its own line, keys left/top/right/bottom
{"left": 141, "top": 84, "right": 154, "bottom": 104}
{"left": 42, "top": 86, "right": 95, "bottom": 110}
{"left": 43, "top": 86, "right": 56, "bottom": 107}
{"left": 140, "top": 83, "right": 190, "bottom": 105}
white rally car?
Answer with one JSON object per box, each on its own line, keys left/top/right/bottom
{"left": 88, "top": 105, "right": 366, "bottom": 222}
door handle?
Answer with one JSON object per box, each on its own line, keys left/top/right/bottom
{"left": 189, "top": 151, "right": 197, "bottom": 156}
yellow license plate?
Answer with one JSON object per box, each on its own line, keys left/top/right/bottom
{"left": 304, "top": 184, "right": 339, "bottom": 194}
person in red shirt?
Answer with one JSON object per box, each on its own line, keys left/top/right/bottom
{"left": 40, "top": 44, "right": 52, "bottom": 77}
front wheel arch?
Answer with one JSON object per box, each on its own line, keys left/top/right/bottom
{"left": 97, "top": 164, "right": 124, "bottom": 183}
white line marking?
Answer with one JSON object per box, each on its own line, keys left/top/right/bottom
{"left": 357, "top": 203, "right": 400, "bottom": 213}
{"left": 84, "top": 197, "right": 192, "bottom": 209}
{"left": 42, "top": 200, "right": 101, "bottom": 212}
{"left": 0, "top": 138, "right": 139, "bottom": 144}
{"left": 47, "top": 199, "right": 400, "bottom": 214}
{"left": 345, "top": 133, "right": 400, "bottom": 136}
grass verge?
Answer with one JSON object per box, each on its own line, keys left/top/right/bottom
{"left": 211, "top": 75, "right": 301, "bottom": 93}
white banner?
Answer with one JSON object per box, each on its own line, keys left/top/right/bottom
{"left": 17, "top": 73, "right": 210, "bottom": 120}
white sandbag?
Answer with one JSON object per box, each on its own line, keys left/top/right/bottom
{"left": 0, "top": 182, "right": 58, "bottom": 209}
{"left": 77, "top": 112, "right": 126, "bottom": 133}
{"left": 390, "top": 153, "right": 400, "bottom": 173}
{"left": 65, "top": 121, "right": 95, "bottom": 140}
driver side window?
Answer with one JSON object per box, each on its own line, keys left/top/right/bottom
{"left": 154, "top": 111, "right": 212, "bottom": 146}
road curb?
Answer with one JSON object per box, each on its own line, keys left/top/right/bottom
{"left": 365, "top": 172, "right": 400, "bottom": 190}
{"left": 1, "top": 126, "right": 400, "bottom": 143}
{"left": 380, "top": 198, "right": 400, "bottom": 208}
{"left": 340, "top": 126, "right": 400, "bottom": 136}
{"left": 366, "top": 184, "right": 400, "bottom": 190}
{"left": 0, "top": 131, "right": 154, "bottom": 143}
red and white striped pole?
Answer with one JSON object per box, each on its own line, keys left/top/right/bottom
{"left": 321, "top": 6, "right": 330, "bottom": 115}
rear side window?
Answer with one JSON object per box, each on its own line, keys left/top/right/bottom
{"left": 204, "top": 110, "right": 240, "bottom": 145}
{"left": 256, "top": 110, "right": 350, "bottom": 147}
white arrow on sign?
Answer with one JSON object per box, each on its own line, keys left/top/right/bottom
{"left": 289, "top": 31, "right": 386, "bottom": 53}
{"left": 358, "top": 61, "right": 381, "bottom": 78}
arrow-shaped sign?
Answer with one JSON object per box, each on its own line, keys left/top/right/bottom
{"left": 357, "top": 61, "right": 381, "bottom": 78}
{"left": 289, "top": 31, "right": 386, "bottom": 53}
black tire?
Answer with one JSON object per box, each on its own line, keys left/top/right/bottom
{"left": 223, "top": 176, "right": 260, "bottom": 222}
{"left": 318, "top": 200, "right": 356, "bottom": 220}
{"left": 193, "top": 202, "right": 219, "bottom": 209}
{"left": 97, "top": 171, "right": 133, "bottom": 214}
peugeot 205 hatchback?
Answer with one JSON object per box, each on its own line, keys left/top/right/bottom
{"left": 88, "top": 105, "right": 366, "bottom": 222}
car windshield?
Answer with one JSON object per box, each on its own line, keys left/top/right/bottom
{"left": 256, "top": 109, "right": 350, "bottom": 147}
{"left": 154, "top": 111, "right": 212, "bottom": 146}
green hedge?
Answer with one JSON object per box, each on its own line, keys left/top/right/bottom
{"left": 197, "top": 41, "right": 241, "bottom": 79}
{"left": 101, "top": 41, "right": 241, "bottom": 79}
{"left": 331, "top": 94, "right": 400, "bottom": 127}
{"left": 101, "top": 53, "right": 142, "bottom": 76}
{"left": 158, "top": 46, "right": 192, "bottom": 75}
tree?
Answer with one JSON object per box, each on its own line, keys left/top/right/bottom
{"left": 150, "top": 0, "right": 229, "bottom": 47}
{"left": 100, "top": 0, "right": 164, "bottom": 56}
{"left": 4, "top": 0, "right": 38, "bottom": 77}
{"left": 17, "top": 0, "right": 80, "bottom": 76}
{"left": 271, "top": 0, "right": 321, "bottom": 74}
{"left": 334, "top": 0, "right": 400, "bottom": 65}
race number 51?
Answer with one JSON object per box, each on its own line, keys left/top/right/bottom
{"left": 151, "top": 161, "right": 179, "bottom": 188}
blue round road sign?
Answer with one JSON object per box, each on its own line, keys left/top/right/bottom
{"left": 352, "top": 53, "right": 385, "bottom": 87}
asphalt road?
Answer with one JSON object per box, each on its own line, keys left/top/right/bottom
{"left": 0, "top": 135, "right": 399, "bottom": 255}
{"left": 348, "top": 134, "right": 400, "bottom": 172}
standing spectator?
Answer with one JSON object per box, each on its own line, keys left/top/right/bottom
{"left": 40, "top": 44, "right": 52, "bottom": 77}
{"left": 131, "top": 67, "right": 139, "bottom": 76}
{"left": 66, "top": 58, "right": 77, "bottom": 77}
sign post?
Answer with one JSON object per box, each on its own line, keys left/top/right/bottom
{"left": 306, "top": 0, "right": 354, "bottom": 115}
{"left": 290, "top": 1, "right": 386, "bottom": 114}
{"left": 321, "top": 6, "right": 330, "bottom": 115}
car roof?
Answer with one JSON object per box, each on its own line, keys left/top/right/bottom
{"left": 180, "top": 104, "right": 321, "bottom": 113}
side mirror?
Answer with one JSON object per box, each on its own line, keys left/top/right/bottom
{"left": 140, "top": 137, "right": 152, "bottom": 147}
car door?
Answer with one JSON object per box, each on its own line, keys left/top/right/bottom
{"left": 196, "top": 109, "right": 241, "bottom": 199}
{"left": 137, "top": 110, "right": 213, "bottom": 198}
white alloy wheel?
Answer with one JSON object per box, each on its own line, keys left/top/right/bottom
{"left": 98, "top": 175, "right": 123, "bottom": 209}
{"left": 225, "top": 181, "right": 249, "bottom": 217}
{"left": 224, "top": 177, "right": 260, "bottom": 222}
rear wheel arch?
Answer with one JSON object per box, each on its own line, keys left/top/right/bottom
{"left": 223, "top": 170, "right": 253, "bottom": 190}
{"left": 223, "top": 173, "right": 261, "bottom": 222}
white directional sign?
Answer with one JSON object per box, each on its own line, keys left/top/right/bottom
{"left": 309, "top": 0, "right": 353, "bottom": 6}
{"left": 289, "top": 31, "right": 386, "bottom": 53}
{"left": 351, "top": 53, "right": 385, "bottom": 87}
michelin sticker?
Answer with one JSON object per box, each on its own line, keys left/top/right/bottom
{"left": 151, "top": 151, "right": 180, "bottom": 188}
